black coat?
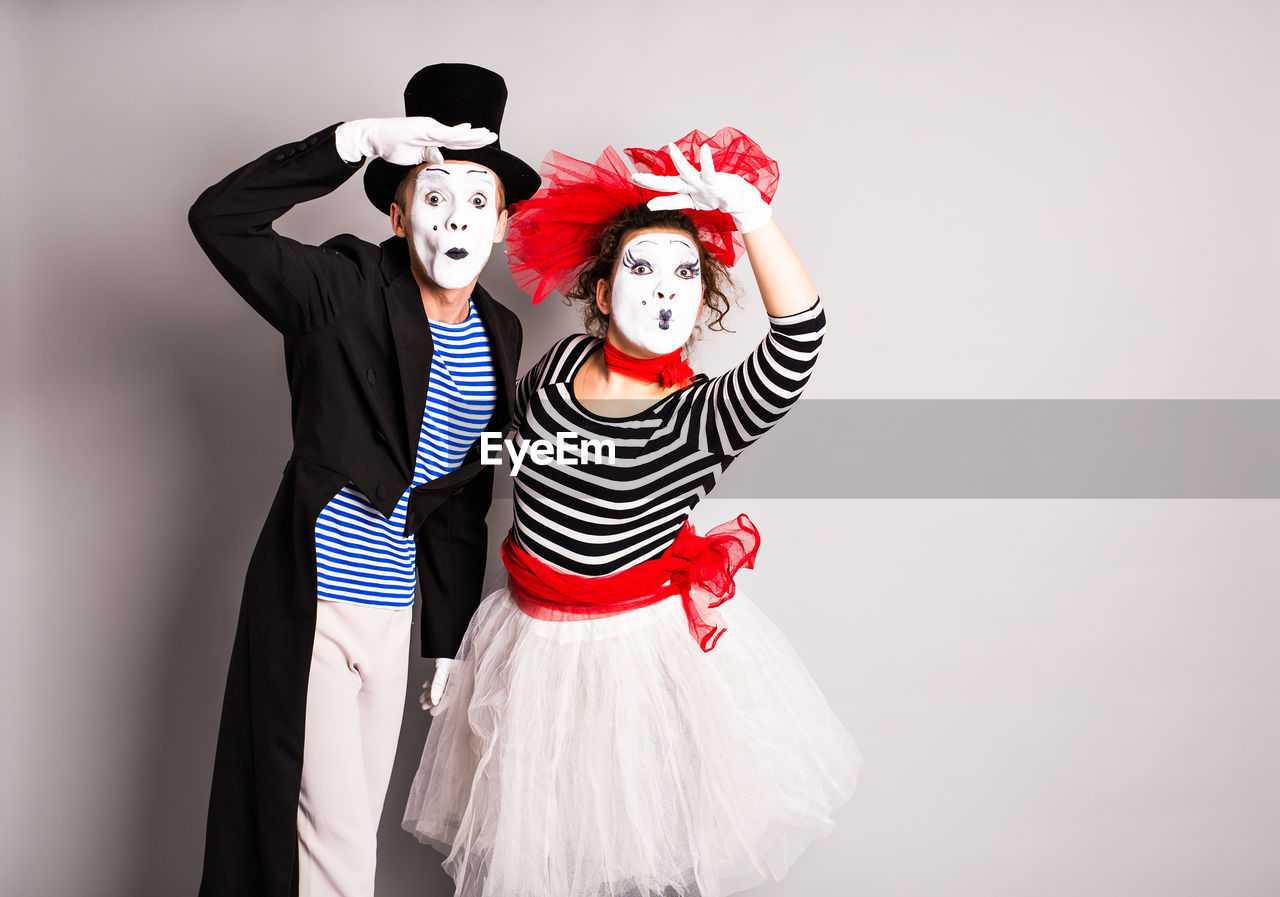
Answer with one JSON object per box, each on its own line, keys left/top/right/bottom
{"left": 188, "top": 123, "right": 522, "bottom": 897}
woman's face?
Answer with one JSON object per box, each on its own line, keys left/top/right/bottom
{"left": 600, "top": 228, "right": 704, "bottom": 356}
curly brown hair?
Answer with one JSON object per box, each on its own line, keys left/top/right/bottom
{"left": 564, "top": 204, "right": 739, "bottom": 342}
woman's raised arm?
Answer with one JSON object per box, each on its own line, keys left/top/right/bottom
{"left": 741, "top": 217, "right": 819, "bottom": 318}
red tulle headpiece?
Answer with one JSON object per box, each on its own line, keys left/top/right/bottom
{"left": 506, "top": 127, "right": 779, "bottom": 305}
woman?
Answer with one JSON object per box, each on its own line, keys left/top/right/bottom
{"left": 403, "top": 128, "right": 860, "bottom": 897}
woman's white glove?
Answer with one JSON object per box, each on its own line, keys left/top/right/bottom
{"left": 631, "top": 143, "right": 772, "bottom": 234}
{"left": 334, "top": 117, "right": 496, "bottom": 166}
{"left": 419, "top": 657, "right": 461, "bottom": 717}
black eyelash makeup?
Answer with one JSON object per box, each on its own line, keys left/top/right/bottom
{"left": 622, "top": 248, "right": 651, "bottom": 270}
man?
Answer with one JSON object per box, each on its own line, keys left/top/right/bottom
{"left": 188, "top": 63, "right": 540, "bottom": 897}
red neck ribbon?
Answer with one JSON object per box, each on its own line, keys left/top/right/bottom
{"left": 602, "top": 340, "right": 695, "bottom": 390}
{"left": 501, "top": 515, "right": 760, "bottom": 652}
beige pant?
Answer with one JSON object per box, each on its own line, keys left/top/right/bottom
{"left": 297, "top": 599, "right": 413, "bottom": 897}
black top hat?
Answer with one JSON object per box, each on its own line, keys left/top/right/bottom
{"left": 363, "top": 63, "right": 541, "bottom": 214}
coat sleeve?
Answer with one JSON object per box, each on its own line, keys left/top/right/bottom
{"left": 188, "top": 122, "right": 368, "bottom": 335}
{"left": 416, "top": 463, "right": 496, "bottom": 659}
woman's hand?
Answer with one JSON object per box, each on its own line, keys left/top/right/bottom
{"left": 631, "top": 144, "right": 773, "bottom": 234}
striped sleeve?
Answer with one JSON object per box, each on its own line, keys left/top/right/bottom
{"left": 511, "top": 335, "right": 591, "bottom": 434}
{"left": 695, "top": 295, "right": 826, "bottom": 457}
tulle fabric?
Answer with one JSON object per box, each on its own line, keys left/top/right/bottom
{"left": 624, "top": 126, "right": 780, "bottom": 220}
{"left": 403, "top": 586, "right": 860, "bottom": 897}
{"left": 506, "top": 127, "right": 780, "bottom": 305}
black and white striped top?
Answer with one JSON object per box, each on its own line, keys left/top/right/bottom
{"left": 510, "top": 296, "right": 825, "bottom": 576}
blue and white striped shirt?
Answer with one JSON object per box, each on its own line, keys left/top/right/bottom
{"left": 314, "top": 298, "right": 496, "bottom": 607}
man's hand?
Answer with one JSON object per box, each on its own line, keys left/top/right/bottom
{"left": 419, "top": 657, "right": 461, "bottom": 717}
{"left": 631, "top": 143, "right": 772, "bottom": 234}
{"left": 335, "top": 117, "right": 497, "bottom": 166}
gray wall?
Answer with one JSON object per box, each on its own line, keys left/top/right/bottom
{"left": 3, "top": 1, "right": 1278, "bottom": 895}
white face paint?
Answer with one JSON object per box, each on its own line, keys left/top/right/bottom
{"left": 404, "top": 163, "right": 501, "bottom": 290}
{"left": 607, "top": 231, "right": 704, "bottom": 355}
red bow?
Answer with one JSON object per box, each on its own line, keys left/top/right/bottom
{"left": 663, "top": 515, "right": 760, "bottom": 651}
{"left": 602, "top": 340, "right": 695, "bottom": 390}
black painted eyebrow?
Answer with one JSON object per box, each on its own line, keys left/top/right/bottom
{"left": 632, "top": 238, "right": 694, "bottom": 249}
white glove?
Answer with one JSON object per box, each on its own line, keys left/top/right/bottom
{"left": 334, "top": 117, "right": 496, "bottom": 166}
{"left": 631, "top": 143, "right": 773, "bottom": 234}
{"left": 419, "top": 657, "right": 461, "bottom": 717}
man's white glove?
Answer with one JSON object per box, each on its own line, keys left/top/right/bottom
{"left": 419, "top": 657, "right": 461, "bottom": 717}
{"left": 334, "top": 117, "right": 497, "bottom": 166}
{"left": 631, "top": 143, "right": 772, "bottom": 234}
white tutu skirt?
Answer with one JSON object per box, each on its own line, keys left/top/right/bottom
{"left": 403, "top": 586, "right": 861, "bottom": 897}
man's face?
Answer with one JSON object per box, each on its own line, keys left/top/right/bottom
{"left": 604, "top": 230, "right": 704, "bottom": 356}
{"left": 395, "top": 162, "right": 506, "bottom": 290}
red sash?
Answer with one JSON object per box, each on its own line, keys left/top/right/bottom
{"left": 500, "top": 515, "right": 760, "bottom": 652}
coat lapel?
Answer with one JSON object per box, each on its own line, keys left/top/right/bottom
{"left": 470, "top": 281, "right": 517, "bottom": 426}
{"left": 380, "top": 238, "right": 434, "bottom": 464}
{"left": 380, "top": 238, "right": 519, "bottom": 474}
